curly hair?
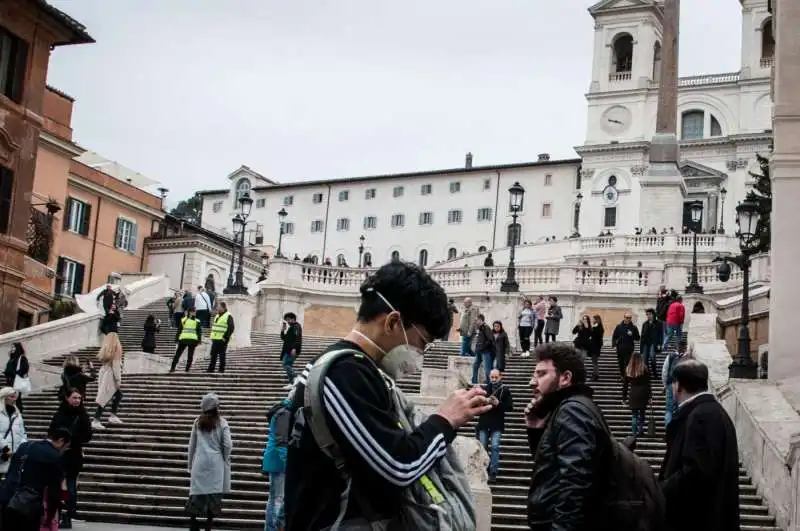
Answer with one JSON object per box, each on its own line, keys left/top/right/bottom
{"left": 534, "top": 342, "right": 587, "bottom": 385}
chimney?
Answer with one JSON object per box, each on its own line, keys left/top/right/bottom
{"left": 537, "top": 153, "right": 550, "bottom": 162}
{"left": 465, "top": 152, "right": 473, "bottom": 169}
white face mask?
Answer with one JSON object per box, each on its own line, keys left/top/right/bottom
{"left": 352, "top": 290, "right": 426, "bottom": 380}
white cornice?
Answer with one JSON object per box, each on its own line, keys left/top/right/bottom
{"left": 38, "top": 131, "right": 84, "bottom": 158}
{"left": 576, "top": 133, "right": 772, "bottom": 157}
{"left": 68, "top": 174, "right": 165, "bottom": 220}
{"left": 146, "top": 237, "right": 263, "bottom": 272}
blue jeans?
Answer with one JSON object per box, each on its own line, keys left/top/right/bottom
{"left": 662, "top": 324, "right": 682, "bottom": 350}
{"left": 477, "top": 430, "right": 502, "bottom": 476}
{"left": 64, "top": 474, "right": 78, "bottom": 519}
{"left": 641, "top": 344, "right": 657, "bottom": 373}
{"left": 265, "top": 472, "right": 285, "bottom": 531}
{"left": 471, "top": 351, "right": 493, "bottom": 384}
{"left": 631, "top": 409, "right": 646, "bottom": 435}
{"left": 665, "top": 385, "right": 676, "bottom": 426}
{"left": 460, "top": 335, "right": 473, "bottom": 357}
{"left": 281, "top": 352, "right": 296, "bottom": 383}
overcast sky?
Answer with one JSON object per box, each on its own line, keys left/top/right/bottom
{"left": 47, "top": 0, "right": 742, "bottom": 203}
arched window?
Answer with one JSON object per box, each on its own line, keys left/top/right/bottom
{"left": 762, "top": 18, "right": 775, "bottom": 63}
{"left": 391, "top": 250, "right": 400, "bottom": 261}
{"left": 506, "top": 223, "right": 521, "bottom": 247}
{"left": 681, "top": 111, "right": 705, "bottom": 141}
{"left": 447, "top": 247, "right": 457, "bottom": 260}
{"left": 235, "top": 178, "right": 251, "bottom": 201}
{"left": 710, "top": 115, "right": 722, "bottom": 137}
{"left": 612, "top": 34, "right": 634, "bottom": 73}
{"left": 418, "top": 249, "right": 428, "bottom": 267}
{"left": 336, "top": 254, "right": 346, "bottom": 266}
{"left": 478, "top": 245, "right": 487, "bottom": 253}
{"left": 573, "top": 203, "right": 581, "bottom": 233}
{"left": 363, "top": 252, "right": 372, "bottom": 266}
{"left": 652, "top": 41, "right": 662, "bottom": 81}
{"left": 310, "top": 255, "right": 319, "bottom": 264}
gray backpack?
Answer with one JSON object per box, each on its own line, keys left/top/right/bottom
{"left": 304, "top": 348, "right": 477, "bottom": 531}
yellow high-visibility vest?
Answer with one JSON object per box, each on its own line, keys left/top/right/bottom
{"left": 210, "top": 312, "right": 231, "bottom": 341}
{"left": 179, "top": 317, "right": 199, "bottom": 342}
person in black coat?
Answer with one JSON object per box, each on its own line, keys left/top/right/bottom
{"left": 612, "top": 313, "right": 640, "bottom": 403}
{"left": 491, "top": 321, "right": 511, "bottom": 373}
{"left": 659, "top": 359, "right": 740, "bottom": 531}
{"left": 640, "top": 308, "right": 662, "bottom": 375}
{"left": 4, "top": 343, "right": 28, "bottom": 414}
{"left": 96, "top": 284, "right": 116, "bottom": 314}
{"left": 571, "top": 315, "right": 592, "bottom": 354}
{"left": 141, "top": 314, "right": 160, "bottom": 354}
{"left": 100, "top": 305, "right": 121, "bottom": 335}
{"left": 59, "top": 356, "right": 96, "bottom": 401}
{"left": 588, "top": 315, "right": 605, "bottom": 381}
{"left": 625, "top": 353, "right": 651, "bottom": 437}
{"left": 475, "top": 369, "right": 513, "bottom": 483}
{"left": 48, "top": 389, "right": 93, "bottom": 528}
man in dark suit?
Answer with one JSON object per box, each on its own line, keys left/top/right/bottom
{"left": 659, "top": 359, "right": 740, "bottom": 531}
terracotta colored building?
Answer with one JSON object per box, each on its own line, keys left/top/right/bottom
{"left": 0, "top": 0, "right": 93, "bottom": 332}
{"left": 20, "top": 87, "right": 165, "bottom": 327}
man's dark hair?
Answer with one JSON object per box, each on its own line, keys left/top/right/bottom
{"left": 48, "top": 426, "right": 73, "bottom": 443}
{"left": 549, "top": 296, "right": 558, "bottom": 303}
{"left": 358, "top": 261, "right": 451, "bottom": 340}
{"left": 218, "top": 302, "right": 227, "bottom": 311}
{"left": 645, "top": 308, "right": 655, "bottom": 315}
{"left": 672, "top": 359, "right": 709, "bottom": 394}
{"left": 534, "top": 343, "right": 586, "bottom": 385}
{"left": 284, "top": 312, "right": 297, "bottom": 320}
{"left": 477, "top": 314, "right": 485, "bottom": 321}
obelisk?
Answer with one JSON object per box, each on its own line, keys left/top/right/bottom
{"left": 640, "top": 0, "right": 686, "bottom": 230}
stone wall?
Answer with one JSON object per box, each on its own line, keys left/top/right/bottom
{"left": 303, "top": 304, "right": 359, "bottom": 337}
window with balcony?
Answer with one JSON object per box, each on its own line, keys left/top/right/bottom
{"left": 212, "top": 201, "right": 223, "bottom": 213}
{"left": 418, "top": 249, "right": 428, "bottom": 267}
{"left": 312, "top": 193, "right": 324, "bottom": 204}
{"left": 449, "top": 181, "right": 461, "bottom": 193}
{"left": 419, "top": 211, "right": 433, "bottom": 226}
{"left": 283, "top": 195, "right": 294, "bottom": 206}
{"left": 338, "top": 190, "right": 349, "bottom": 202}
{"left": 115, "top": 218, "right": 138, "bottom": 253}
{"left": 611, "top": 33, "right": 633, "bottom": 79}
{"left": 0, "top": 167, "right": 12, "bottom": 235}
{"left": 447, "top": 247, "right": 457, "bottom": 260}
{"left": 421, "top": 184, "right": 432, "bottom": 195}
{"left": 447, "top": 209, "right": 463, "bottom": 224}
{"left": 604, "top": 207, "right": 617, "bottom": 228}
{"left": 0, "top": 28, "right": 29, "bottom": 103}
{"left": 64, "top": 198, "right": 91, "bottom": 236}
{"left": 761, "top": 17, "right": 775, "bottom": 66}
{"left": 477, "top": 207, "right": 493, "bottom": 222}
{"left": 311, "top": 220, "right": 324, "bottom": 233}
{"left": 363, "top": 216, "right": 377, "bottom": 230}
{"left": 393, "top": 186, "right": 404, "bottom": 198}
{"left": 336, "top": 218, "right": 350, "bottom": 231}
{"left": 365, "top": 188, "right": 376, "bottom": 200}
{"left": 55, "top": 257, "right": 85, "bottom": 297}
{"left": 391, "top": 214, "right": 405, "bottom": 228}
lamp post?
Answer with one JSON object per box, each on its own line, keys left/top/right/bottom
{"left": 572, "top": 191, "right": 583, "bottom": 238}
{"left": 717, "top": 186, "right": 727, "bottom": 234}
{"left": 257, "top": 252, "right": 269, "bottom": 282}
{"left": 224, "top": 193, "right": 253, "bottom": 294}
{"left": 719, "top": 199, "right": 761, "bottom": 379}
{"left": 276, "top": 207, "right": 288, "bottom": 258}
{"left": 685, "top": 200, "right": 704, "bottom": 294}
{"left": 225, "top": 214, "right": 243, "bottom": 291}
{"left": 358, "top": 234, "right": 365, "bottom": 267}
{"left": 500, "top": 182, "right": 525, "bottom": 293}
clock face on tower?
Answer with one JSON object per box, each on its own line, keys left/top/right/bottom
{"left": 601, "top": 105, "right": 632, "bottom": 136}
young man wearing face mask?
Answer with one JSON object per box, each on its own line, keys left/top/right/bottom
{"left": 284, "top": 261, "right": 493, "bottom": 530}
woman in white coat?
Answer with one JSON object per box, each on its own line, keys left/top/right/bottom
{"left": 186, "top": 393, "right": 232, "bottom": 531}
{"left": 0, "top": 386, "right": 26, "bottom": 478}
{"left": 92, "top": 332, "right": 124, "bottom": 430}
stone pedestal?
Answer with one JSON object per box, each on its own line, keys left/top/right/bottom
{"left": 452, "top": 436, "right": 493, "bottom": 531}
{"left": 641, "top": 134, "right": 687, "bottom": 231}
{"left": 218, "top": 294, "right": 255, "bottom": 349}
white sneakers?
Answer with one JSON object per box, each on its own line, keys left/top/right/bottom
{"left": 108, "top": 415, "right": 123, "bottom": 424}
{"left": 520, "top": 351, "right": 531, "bottom": 358}
{"left": 282, "top": 384, "right": 294, "bottom": 390}
{"left": 92, "top": 415, "right": 124, "bottom": 430}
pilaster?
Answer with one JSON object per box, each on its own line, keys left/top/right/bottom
{"left": 218, "top": 294, "right": 256, "bottom": 349}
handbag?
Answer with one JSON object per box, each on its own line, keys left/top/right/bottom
{"left": 12, "top": 357, "right": 31, "bottom": 395}
{"left": 8, "top": 454, "right": 43, "bottom": 519}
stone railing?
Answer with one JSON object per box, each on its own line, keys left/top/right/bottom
{"left": 431, "top": 233, "right": 741, "bottom": 270}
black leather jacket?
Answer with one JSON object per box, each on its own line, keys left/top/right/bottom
{"left": 527, "top": 384, "right": 609, "bottom": 531}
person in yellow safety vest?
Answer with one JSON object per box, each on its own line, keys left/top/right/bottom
{"left": 171, "top": 308, "right": 202, "bottom": 373}
{"left": 208, "top": 302, "right": 235, "bottom": 373}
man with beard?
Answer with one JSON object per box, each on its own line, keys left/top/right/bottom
{"left": 284, "top": 261, "right": 493, "bottom": 530}
{"left": 524, "top": 343, "right": 610, "bottom": 530}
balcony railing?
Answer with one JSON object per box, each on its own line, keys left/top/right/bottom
{"left": 609, "top": 71, "right": 632, "bottom": 82}
{"left": 760, "top": 56, "right": 775, "bottom": 68}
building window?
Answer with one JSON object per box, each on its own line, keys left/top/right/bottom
{"left": 421, "top": 184, "right": 432, "bottom": 195}
{"left": 652, "top": 41, "right": 662, "bottom": 82}
{"left": 391, "top": 214, "right": 405, "bottom": 228}
{"left": 283, "top": 222, "right": 295, "bottom": 235}
{"left": 608, "top": 175, "right": 618, "bottom": 187}
{"left": 544, "top": 174, "right": 553, "bottom": 186}
{"left": 64, "top": 198, "right": 91, "bottom": 236}
{"left": 710, "top": 115, "right": 722, "bottom": 137}
{"left": 612, "top": 33, "right": 634, "bottom": 73}
{"left": 419, "top": 212, "right": 433, "bottom": 226}
{"left": 0, "top": 167, "right": 12, "bottom": 235}
{"left": 312, "top": 193, "right": 324, "bottom": 204}
{"left": 681, "top": 111, "right": 705, "bottom": 140}
{"left": 391, "top": 250, "right": 400, "bottom": 261}
{"left": 212, "top": 201, "right": 223, "bottom": 213}
{"left": 311, "top": 220, "right": 324, "bottom": 233}
{"left": 418, "top": 249, "right": 428, "bottom": 267}
{"left": 363, "top": 216, "right": 377, "bottom": 230}
{"left": 283, "top": 195, "right": 294, "bottom": 206}
{"left": 483, "top": 179, "right": 491, "bottom": 190}
{"left": 55, "top": 257, "right": 85, "bottom": 297}
{"left": 336, "top": 254, "right": 346, "bottom": 266}
{"left": 363, "top": 252, "right": 372, "bottom": 266}
{"left": 477, "top": 208, "right": 493, "bottom": 222}
{"left": 604, "top": 207, "right": 617, "bottom": 228}
{"left": 762, "top": 17, "right": 775, "bottom": 62}
{"left": 235, "top": 178, "right": 251, "bottom": 201}
{"left": 449, "top": 181, "right": 461, "bottom": 193}
{"left": 507, "top": 223, "right": 521, "bottom": 247}
{"left": 336, "top": 218, "right": 350, "bottom": 231}
{"left": 478, "top": 245, "right": 487, "bottom": 253}
{"left": 447, "top": 247, "right": 457, "bottom": 260}
{"left": 338, "top": 190, "right": 349, "bottom": 202}
{"left": 393, "top": 186, "right": 404, "bottom": 198}
{"left": 0, "top": 28, "right": 29, "bottom": 103}
{"left": 447, "top": 209, "right": 463, "bottom": 224}
{"left": 115, "top": 218, "right": 138, "bottom": 253}
{"left": 365, "top": 188, "right": 377, "bottom": 200}
{"left": 541, "top": 202, "right": 552, "bottom": 218}
{"left": 256, "top": 198, "right": 266, "bottom": 208}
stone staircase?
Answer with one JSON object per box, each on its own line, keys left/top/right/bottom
{"left": 20, "top": 319, "right": 779, "bottom": 530}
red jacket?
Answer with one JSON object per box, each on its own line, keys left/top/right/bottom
{"left": 666, "top": 301, "right": 685, "bottom": 326}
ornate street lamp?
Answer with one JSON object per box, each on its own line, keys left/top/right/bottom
{"left": 257, "top": 252, "right": 269, "bottom": 282}
{"left": 685, "top": 200, "right": 704, "bottom": 294}
{"left": 276, "top": 207, "right": 288, "bottom": 258}
{"left": 717, "top": 186, "right": 727, "bottom": 234}
{"left": 224, "top": 193, "right": 253, "bottom": 294}
{"left": 500, "top": 182, "right": 525, "bottom": 293}
{"left": 718, "top": 199, "right": 762, "bottom": 379}
{"left": 572, "top": 191, "right": 583, "bottom": 238}
{"left": 358, "top": 234, "right": 366, "bottom": 267}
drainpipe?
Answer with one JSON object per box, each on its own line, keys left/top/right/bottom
{"left": 87, "top": 196, "right": 102, "bottom": 290}
{"left": 179, "top": 253, "right": 187, "bottom": 290}
{"left": 491, "top": 170, "right": 502, "bottom": 250}
{"left": 321, "top": 184, "right": 332, "bottom": 259}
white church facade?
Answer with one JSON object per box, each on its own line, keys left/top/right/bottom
{"left": 197, "top": 0, "right": 774, "bottom": 269}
